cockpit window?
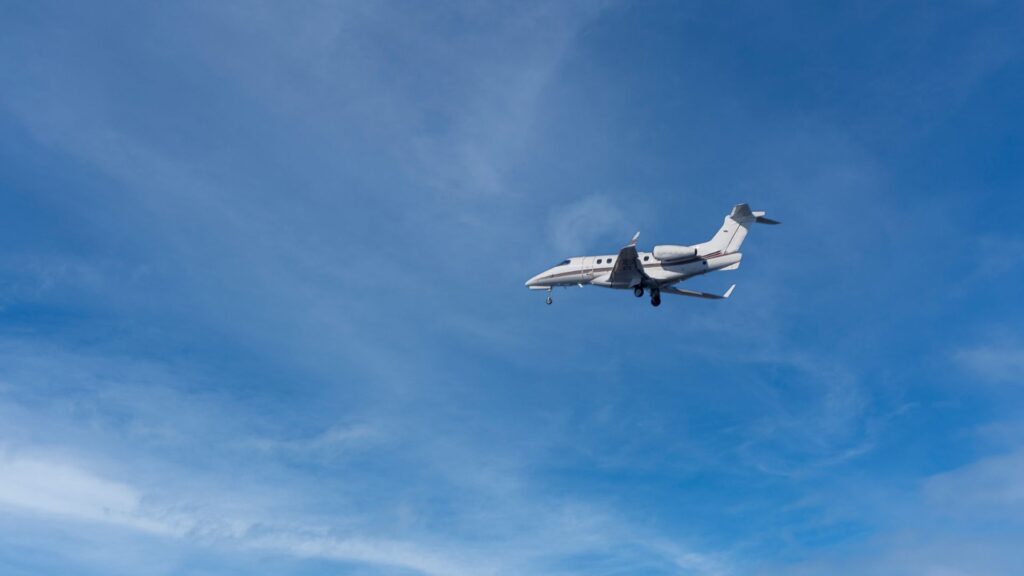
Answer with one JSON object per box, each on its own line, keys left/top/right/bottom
{"left": 555, "top": 259, "right": 571, "bottom": 267}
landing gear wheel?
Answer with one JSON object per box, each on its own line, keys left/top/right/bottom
{"left": 634, "top": 286, "right": 644, "bottom": 298}
{"left": 545, "top": 296, "right": 553, "bottom": 305}
{"left": 650, "top": 290, "right": 661, "bottom": 307}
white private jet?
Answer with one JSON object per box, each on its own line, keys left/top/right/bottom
{"left": 526, "top": 203, "right": 778, "bottom": 306}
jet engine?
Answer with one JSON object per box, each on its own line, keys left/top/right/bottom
{"left": 652, "top": 244, "right": 698, "bottom": 261}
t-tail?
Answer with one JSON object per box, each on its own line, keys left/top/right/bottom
{"left": 701, "top": 203, "right": 779, "bottom": 258}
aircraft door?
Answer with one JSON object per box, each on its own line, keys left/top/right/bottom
{"left": 582, "top": 256, "right": 595, "bottom": 281}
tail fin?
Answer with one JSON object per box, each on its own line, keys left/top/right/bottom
{"left": 701, "top": 204, "right": 778, "bottom": 255}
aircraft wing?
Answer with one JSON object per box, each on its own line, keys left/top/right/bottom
{"left": 608, "top": 232, "right": 647, "bottom": 286}
{"left": 662, "top": 284, "right": 735, "bottom": 300}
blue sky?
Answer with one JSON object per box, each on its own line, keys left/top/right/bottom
{"left": 1, "top": 1, "right": 1023, "bottom": 574}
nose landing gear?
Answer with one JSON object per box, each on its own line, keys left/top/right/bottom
{"left": 545, "top": 287, "right": 553, "bottom": 305}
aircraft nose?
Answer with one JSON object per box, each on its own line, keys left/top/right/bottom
{"left": 525, "top": 273, "right": 544, "bottom": 288}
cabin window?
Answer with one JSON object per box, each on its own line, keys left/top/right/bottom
{"left": 643, "top": 255, "right": 650, "bottom": 261}
{"left": 596, "top": 259, "right": 602, "bottom": 264}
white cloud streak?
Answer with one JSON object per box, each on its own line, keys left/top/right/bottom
{"left": 955, "top": 343, "right": 1024, "bottom": 384}
{"left": 0, "top": 339, "right": 728, "bottom": 576}
{"left": 0, "top": 447, "right": 488, "bottom": 576}
{"left": 0, "top": 449, "right": 181, "bottom": 536}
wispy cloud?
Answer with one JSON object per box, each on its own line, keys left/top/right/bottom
{"left": 0, "top": 446, "right": 487, "bottom": 576}
{"left": 0, "top": 449, "right": 187, "bottom": 537}
{"left": 955, "top": 342, "right": 1024, "bottom": 383}
{"left": 3, "top": 1, "right": 1023, "bottom": 575}
{"left": 0, "top": 338, "right": 728, "bottom": 576}
{"left": 250, "top": 422, "right": 382, "bottom": 462}
{"left": 548, "top": 194, "right": 630, "bottom": 255}
{"left": 925, "top": 448, "right": 1024, "bottom": 519}
{"left": 402, "top": 3, "right": 609, "bottom": 197}
{"left": 0, "top": 439, "right": 727, "bottom": 576}
{"left": 752, "top": 447, "right": 1024, "bottom": 576}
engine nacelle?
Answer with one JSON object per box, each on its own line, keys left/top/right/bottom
{"left": 653, "top": 244, "right": 698, "bottom": 261}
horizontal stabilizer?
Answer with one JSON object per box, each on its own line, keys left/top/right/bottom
{"left": 751, "top": 210, "right": 780, "bottom": 225}
{"left": 662, "top": 284, "right": 735, "bottom": 300}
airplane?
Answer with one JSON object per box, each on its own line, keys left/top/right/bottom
{"left": 525, "top": 203, "right": 778, "bottom": 306}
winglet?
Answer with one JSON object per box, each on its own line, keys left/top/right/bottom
{"left": 723, "top": 284, "right": 736, "bottom": 299}
{"left": 629, "top": 231, "right": 640, "bottom": 246}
